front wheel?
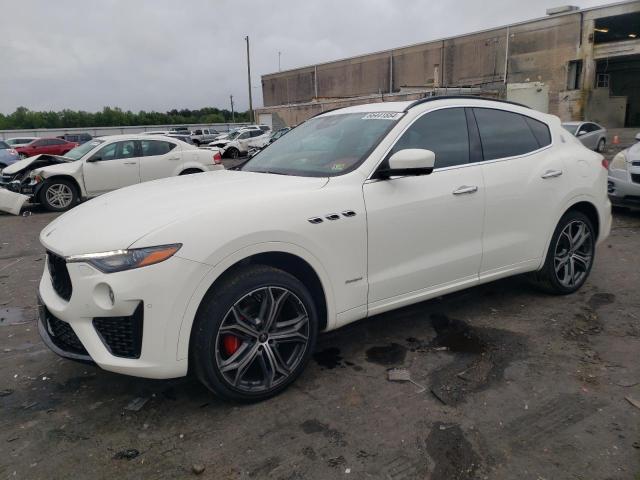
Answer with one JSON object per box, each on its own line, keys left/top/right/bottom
{"left": 532, "top": 211, "right": 595, "bottom": 294}
{"left": 39, "top": 179, "right": 78, "bottom": 212}
{"left": 192, "top": 265, "right": 318, "bottom": 402}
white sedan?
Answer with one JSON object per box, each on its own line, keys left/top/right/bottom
{"left": 37, "top": 97, "right": 611, "bottom": 401}
{"left": 2, "top": 135, "right": 224, "bottom": 211}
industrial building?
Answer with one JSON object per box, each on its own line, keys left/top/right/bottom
{"left": 256, "top": 1, "right": 640, "bottom": 129}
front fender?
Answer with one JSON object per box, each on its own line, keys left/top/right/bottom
{"left": 175, "top": 241, "right": 337, "bottom": 361}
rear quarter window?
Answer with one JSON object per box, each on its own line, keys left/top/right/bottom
{"left": 473, "top": 108, "right": 544, "bottom": 160}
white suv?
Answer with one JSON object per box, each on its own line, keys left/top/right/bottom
{"left": 37, "top": 97, "right": 611, "bottom": 401}
{"left": 207, "top": 128, "right": 270, "bottom": 158}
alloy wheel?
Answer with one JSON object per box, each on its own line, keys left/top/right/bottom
{"left": 45, "top": 184, "right": 74, "bottom": 209}
{"left": 553, "top": 220, "right": 593, "bottom": 288}
{"left": 214, "top": 286, "right": 310, "bottom": 393}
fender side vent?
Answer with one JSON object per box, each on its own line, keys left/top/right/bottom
{"left": 342, "top": 210, "right": 356, "bottom": 218}
{"left": 308, "top": 217, "right": 323, "bottom": 224}
{"left": 325, "top": 214, "right": 340, "bottom": 221}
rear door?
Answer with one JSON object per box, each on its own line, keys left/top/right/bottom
{"left": 139, "top": 139, "right": 181, "bottom": 182}
{"left": 473, "top": 107, "right": 565, "bottom": 277}
{"left": 83, "top": 140, "right": 141, "bottom": 195}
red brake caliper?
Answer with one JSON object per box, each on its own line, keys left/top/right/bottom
{"left": 222, "top": 334, "right": 241, "bottom": 356}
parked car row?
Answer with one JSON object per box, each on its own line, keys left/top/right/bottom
{"left": 608, "top": 132, "right": 640, "bottom": 210}
{"left": 0, "top": 134, "right": 224, "bottom": 212}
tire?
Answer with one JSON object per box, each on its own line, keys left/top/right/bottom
{"left": 19, "top": 153, "right": 28, "bottom": 159}
{"left": 191, "top": 264, "right": 318, "bottom": 402}
{"left": 531, "top": 210, "right": 596, "bottom": 295}
{"left": 226, "top": 147, "right": 239, "bottom": 159}
{"left": 596, "top": 139, "right": 606, "bottom": 153}
{"left": 193, "top": 140, "right": 200, "bottom": 146}
{"left": 39, "top": 178, "right": 78, "bottom": 212}
{"left": 179, "top": 168, "right": 203, "bottom": 175}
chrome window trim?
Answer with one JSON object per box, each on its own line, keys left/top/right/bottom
{"left": 365, "top": 104, "right": 554, "bottom": 180}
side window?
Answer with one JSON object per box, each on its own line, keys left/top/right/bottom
{"left": 140, "top": 140, "right": 176, "bottom": 157}
{"left": 50, "top": 138, "right": 66, "bottom": 145}
{"left": 473, "top": 108, "right": 540, "bottom": 160}
{"left": 524, "top": 117, "right": 552, "bottom": 148}
{"left": 194, "top": 129, "right": 202, "bottom": 135}
{"left": 390, "top": 108, "right": 469, "bottom": 168}
{"left": 116, "top": 141, "right": 137, "bottom": 159}
{"left": 95, "top": 142, "right": 118, "bottom": 161}
{"left": 250, "top": 130, "right": 264, "bottom": 138}
{"left": 238, "top": 132, "right": 250, "bottom": 140}
{"left": 32, "top": 140, "right": 46, "bottom": 147}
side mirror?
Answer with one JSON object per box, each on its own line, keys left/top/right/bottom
{"left": 87, "top": 155, "right": 102, "bottom": 162}
{"left": 376, "top": 149, "right": 435, "bottom": 179}
{"left": 577, "top": 129, "right": 587, "bottom": 137}
{"left": 635, "top": 132, "right": 640, "bottom": 142}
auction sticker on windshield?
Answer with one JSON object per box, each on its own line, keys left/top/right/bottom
{"left": 361, "top": 112, "right": 404, "bottom": 120}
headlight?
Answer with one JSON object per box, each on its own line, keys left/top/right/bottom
{"left": 609, "top": 152, "right": 627, "bottom": 171}
{"left": 66, "top": 244, "right": 182, "bottom": 273}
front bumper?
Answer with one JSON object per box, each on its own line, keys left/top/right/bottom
{"left": 38, "top": 253, "right": 211, "bottom": 379}
{"left": 608, "top": 170, "right": 640, "bottom": 208}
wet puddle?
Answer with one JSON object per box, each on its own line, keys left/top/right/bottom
{"left": 427, "top": 313, "right": 525, "bottom": 405}
{"left": 313, "top": 347, "right": 343, "bottom": 369}
{"left": 365, "top": 343, "right": 407, "bottom": 366}
{"left": 0, "top": 307, "right": 34, "bottom": 326}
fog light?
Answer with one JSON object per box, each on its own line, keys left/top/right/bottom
{"left": 94, "top": 283, "right": 115, "bottom": 310}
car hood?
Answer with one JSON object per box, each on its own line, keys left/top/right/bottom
{"left": 624, "top": 142, "right": 640, "bottom": 161}
{"left": 1, "top": 155, "right": 71, "bottom": 175}
{"left": 40, "top": 170, "right": 329, "bottom": 256}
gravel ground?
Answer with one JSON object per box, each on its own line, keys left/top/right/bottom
{"left": 1, "top": 202, "right": 639, "bottom": 480}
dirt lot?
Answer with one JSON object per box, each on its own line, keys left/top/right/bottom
{"left": 1, "top": 206, "right": 639, "bottom": 480}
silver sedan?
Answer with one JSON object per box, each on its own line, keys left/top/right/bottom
{"left": 562, "top": 121, "right": 607, "bottom": 152}
{"left": 608, "top": 132, "right": 640, "bottom": 209}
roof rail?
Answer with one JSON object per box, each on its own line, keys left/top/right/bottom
{"left": 403, "top": 95, "right": 530, "bottom": 112}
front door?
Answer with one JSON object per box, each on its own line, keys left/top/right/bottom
{"left": 363, "top": 107, "right": 485, "bottom": 314}
{"left": 83, "top": 140, "right": 141, "bottom": 195}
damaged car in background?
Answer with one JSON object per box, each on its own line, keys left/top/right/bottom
{"left": 0, "top": 135, "right": 224, "bottom": 214}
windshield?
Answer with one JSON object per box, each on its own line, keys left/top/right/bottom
{"left": 227, "top": 131, "right": 242, "bottom": 140}
{"left": 241, "top": 112, "right": 401, "bottom": 177}
{"left": 64, "top": 139, "right": 105, "bottom": 161}
{"left": 0, "top": 141, "right": 9, "bottom": 149}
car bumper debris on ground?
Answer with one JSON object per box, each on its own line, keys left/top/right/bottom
{"left": 1, "top": 208, "right": 639, "bottom": 479}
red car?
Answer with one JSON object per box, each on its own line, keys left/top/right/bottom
{"left": 15, "top": 138, "right": 78, "bottom": 159}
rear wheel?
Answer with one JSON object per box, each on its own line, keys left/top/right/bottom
{"left": 596, "top": 138, "right": 606, "bottom": 153}
{"left": 192, "top": 265, "right": 318, "bottom": 402}
{"left": 532, "top": 211, "right": 595, "bottom": 294}
{"left": 179, "top": 168, "right": 203, "bottom": 175}
{"left": 226, "top": 147, "right": 239, "bottom": 159}
{"left": 39, "top": 179, "right": 78, "bottom": 212}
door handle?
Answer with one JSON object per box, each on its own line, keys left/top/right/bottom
{"left": 452, "top": 185, "right": 478, "bottom": 195}
{"left": 168, "top": 157, "right": 180, "bottom": 161}
{"left": 123, "top": 162, "right": 136, "bottom": 165}
{"left": 541, "top": 169, "right": 563, "bottom": 179}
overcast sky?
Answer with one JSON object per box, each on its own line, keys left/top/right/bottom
{"left": 0, "top": 0, "right": 622, "bottom": 114}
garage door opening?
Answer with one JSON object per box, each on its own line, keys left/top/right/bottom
{"left": 593, "top": 12, "right": 640, "bottom": 44}
{"left": 595, "top": 55, "right": 640, "bottom": 127}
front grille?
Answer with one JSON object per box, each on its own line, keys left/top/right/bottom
{"left": 44, "top": 307, "right": 88, "bottom": 356}
{"left": 632, "top": 161, "right": 640, "bottom": 167}
{"left": 93, "top": 303, "right": 144, "bottom": 358}
{"left": 631, "top": 173, "right": 640, "bottom": 184}
{"left": 47, "top": 251, "right": 72, "bottom": 301}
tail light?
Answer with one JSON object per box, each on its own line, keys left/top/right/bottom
{"left": 601, "top": 158, "right": 609, "bottom": 170}
{"left": 213, "top": 152, "right": 222, "bottom": 165}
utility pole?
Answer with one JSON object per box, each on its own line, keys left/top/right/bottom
{"left": 245, "top": 35, "right": 254, "bottom": 123}
{"left": 278, "top": 51, "right": 281, "bottom": 72}
{"left": 230, "top": 95, "right": 235, "bottom": 123}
